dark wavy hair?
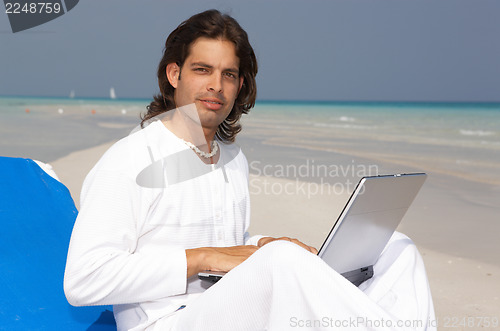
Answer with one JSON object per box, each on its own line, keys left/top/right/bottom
{"left": 141, "top": 10, "right": 258, "bottom": 143}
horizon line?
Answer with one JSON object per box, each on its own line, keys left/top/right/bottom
{"left": 1, "top": 94, "right": 500, "bottom": 106}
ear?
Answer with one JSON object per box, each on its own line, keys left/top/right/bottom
{"left": 166, "top": 63, "right": 180, "bottom": 88}
{"left": 238, "top": 76, "right": 244, "bottom": 93}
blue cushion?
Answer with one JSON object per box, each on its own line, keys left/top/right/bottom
{"left": 0, "top": 157, "right": 116, "bottom": 330}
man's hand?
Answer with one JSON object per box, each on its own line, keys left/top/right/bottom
{"left": 186, "top": 245, "right": 259, "bottom": 278}
{"left": 258, "top": 237, "right": 318, "bottom": 255}
{"left": 185, "top": 237, "right": 317, "bottom": 278}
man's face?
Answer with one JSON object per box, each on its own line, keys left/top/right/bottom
{"left": 167, "top": 37, "right": 243, "bottom": 134}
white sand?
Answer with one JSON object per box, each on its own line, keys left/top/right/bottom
{"left": 52, "top": 141, "right": 116, "bottom": 207}
{"left": 51, "top": 142, "right": 500, "bottom": 325}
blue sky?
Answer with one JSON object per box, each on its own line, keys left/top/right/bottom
{"left": 1, "top": 0, "right": 500, "bottom": 102}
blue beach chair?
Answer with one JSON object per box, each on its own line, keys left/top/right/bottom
{"left": 0, "top": 157, "right": 116, "bottom": 330}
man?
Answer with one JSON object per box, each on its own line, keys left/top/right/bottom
{"left": 64, "top": 10, "right": 435, "bottom": 331}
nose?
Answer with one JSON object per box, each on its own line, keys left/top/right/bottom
{"left": 207, "top": 73, "right": 223, "bottom": 93}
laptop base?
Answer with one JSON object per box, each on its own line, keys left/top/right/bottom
{"left": 341, "top": 265, "right": 374, "bottom": 287}
{"left": 199, "top": 265, "right": 374, "bottom": 287}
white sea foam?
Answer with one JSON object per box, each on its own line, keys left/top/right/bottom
{"left": 460, "top": 129, "right": 495, "bottom": 137}
{"left": 481, "top": 140, "right": 500, "bottom": 146}
{"left": 339, "top": 116, "right": 356, "bottom": 122}
{"left": 313, "top": 122, "right": 376, "bottom": 130}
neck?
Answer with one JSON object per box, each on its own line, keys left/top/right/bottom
{"left": 203, "top": 128, "right": 217, "bottom": 146}
{"left": 161, "top": 108, "right": 217, "bottom": 150}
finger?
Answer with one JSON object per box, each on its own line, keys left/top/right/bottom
{"left": 261, "top": 238, "right": 317, "bottom": 254}
{"left": 277, "top": 237, "right": 292, "bottom": 242}
{"left": 289, "top": 238, "right": 312, "bottom": 252}
{"left": 211, "top": 247, "right": 259, "bottom": 271}
{"left": 258, "top": 237, "right": 275, "bottom": 247}
{"left": 288, "top": 239, "right": 318, "bottom": 254}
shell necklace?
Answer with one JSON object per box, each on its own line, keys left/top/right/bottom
{"left": 182, "top": 139, "right": 219, "bottom": 158}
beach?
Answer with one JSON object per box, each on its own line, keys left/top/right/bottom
{"left": 2, "top": 97, "right": 499, "bottom": 328}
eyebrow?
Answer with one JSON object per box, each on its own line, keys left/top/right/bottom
{"left": 191, "top": 62, "right": 239, "bottom": 75}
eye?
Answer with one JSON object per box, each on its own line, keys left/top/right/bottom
{"left": 223, "top": 72, "right": 237, "bottom": 79}
{"left": 194, "top": 67, "right": 208, "bottom": 73}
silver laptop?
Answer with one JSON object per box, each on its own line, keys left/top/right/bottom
{"left": 199, "top": 173, "right": 427, "bottom": 286}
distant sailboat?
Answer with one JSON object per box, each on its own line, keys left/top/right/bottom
{"left": 69, "top": 90, "right": 75, "bottom": 98}
{"left": 110, "top": 87, "right": 117, "bottom": 99}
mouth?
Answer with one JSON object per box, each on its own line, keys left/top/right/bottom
{"left": 200, "top": 98, "right": 223, "bottom": 105}
{"left": 199, "top": 98, "right": 224, "bottom": 110}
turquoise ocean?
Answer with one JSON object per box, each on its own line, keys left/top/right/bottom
{"left": 1, "top": 96, "right": 499, "bottom": 186}
{"left": 244, "top": 101, "right": 500, "bottom": 186}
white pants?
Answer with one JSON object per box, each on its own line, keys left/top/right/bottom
{"left": 164, "top": 232, "right": 436, "bottom": 330}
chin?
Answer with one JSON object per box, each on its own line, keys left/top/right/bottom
{"left": 199, "top": 114, "right": 223, "bottom": 128}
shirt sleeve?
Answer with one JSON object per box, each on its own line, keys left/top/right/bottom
{"left": 64, "top": 168, "right": 187, "bottom": 306}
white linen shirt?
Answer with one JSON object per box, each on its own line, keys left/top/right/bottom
{"left": 64, "top": 120, "right": 263, "bottom": 331}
